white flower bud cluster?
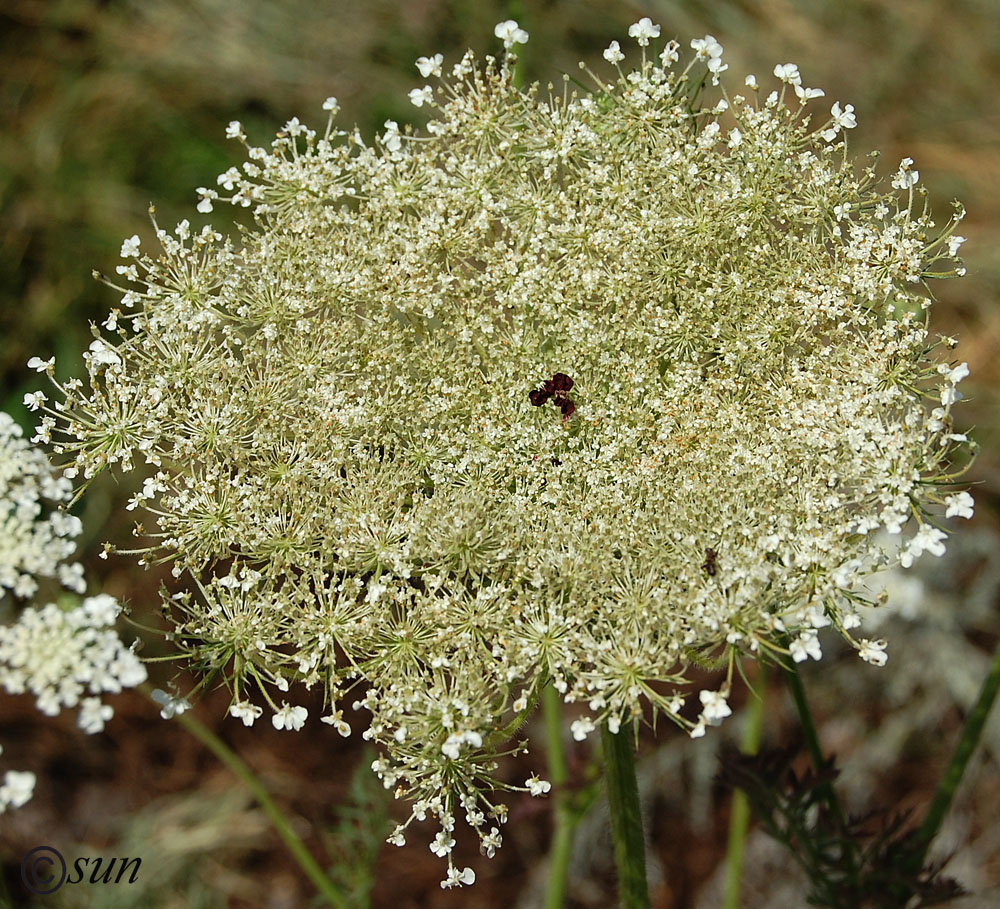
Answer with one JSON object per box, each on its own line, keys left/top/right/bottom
{"left": 40, "top": 20, "right": 973, "bottom": 884}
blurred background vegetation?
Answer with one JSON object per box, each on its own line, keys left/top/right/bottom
{"left": 1, "top": 1, "right": 998, "bottom": 906}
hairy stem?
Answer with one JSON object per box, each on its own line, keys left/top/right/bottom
{"left": 722, "top": 661, "right": 768, "bottom": 909}
{"left": 543, "top": 682, "right": 574, "bottom": 909}
{"left": 600, "top": 721, "right": 650, "bottom": 909}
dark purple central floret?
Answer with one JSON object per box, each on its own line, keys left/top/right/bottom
{"left": 529, "top": 372, "right": 575, "bottom": 420}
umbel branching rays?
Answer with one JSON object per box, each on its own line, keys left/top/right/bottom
{"left": 28, "top": 19, "right": 973, "bottom": 887}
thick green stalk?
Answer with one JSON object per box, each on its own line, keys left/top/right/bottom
{"left": 142, "top": 686, "right": 346, "bottom": 908}
{"left": 917, "top": 637, "right": 1000, "bottom": 856}
{"left": 722, "top": 662, "right": 768, "bottom": 909}
{"left": 543, "top": 682, "right": 574, "bottom": 909}
{"left": 600, "top": 722, "right": 650, "bottom": 909}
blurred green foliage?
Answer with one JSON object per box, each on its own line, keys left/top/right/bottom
{"left": 44, "top": 784, "right": 266, "bottom": 909}
{"left": 320, "top": 747, "right": 391, "bottom": 909}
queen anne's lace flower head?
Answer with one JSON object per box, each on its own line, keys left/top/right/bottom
{"left": 40, "top": 21, "right": 973, "bottom": 885}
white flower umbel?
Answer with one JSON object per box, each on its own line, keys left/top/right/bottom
{"left": 0, "top": 595, "right": 147, "bottom": 733}
{"left": 0, "top": 411, "right": 85, "bottom": 600}
{"left": 46, "top": 24, "right": 973, "bottom": 884}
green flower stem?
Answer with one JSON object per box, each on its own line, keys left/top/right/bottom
{"left": 722, "top": 661, "right": 768, "bottom": 909}
{"left": 543, "top": 682, "right": 574, "bottom": 909}
{"left": 780, "top": 658, "right": 847, "bottom": 829}
{"left": 141, "top": 685, "right": 346, "bottom": 908}
{"left": 917, "top": 636, "right": 1000, "bottom": 857}
{"left": 600, "top": 721, "right": 650, "bottom": 909}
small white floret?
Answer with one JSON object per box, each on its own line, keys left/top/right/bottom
{"left": 525, "top": 774, "right": 551, "bottom": 796}
{"left": 494, "top": 20, "right": 528, "bottom": 50}
{"left": 628, "top": 18, "right": 660, "bottom": 46}
{"left": 603, "top": 40, "right": 625, "bottom": 64}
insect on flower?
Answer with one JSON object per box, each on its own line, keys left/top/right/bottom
{"left": 529, "top": 372, "right": 576, "bottom": 420}
{"left": 702, "top": 548, "right": 718, "bottom": 577}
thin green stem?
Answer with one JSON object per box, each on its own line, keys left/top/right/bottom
{"left": 543, "top": 682, "right": 573, "bottom": 909}
{"left": 600, "top": 722, "right": 650, "bottom": 909}
{"left": 722, "top": 662, "right": 768, "bottom": 909}
{"left": 916, "top": 636, "right": 1000, "bottom": 857}
{"left": 141, "top": 685, "right": 346, "bottom": 908}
